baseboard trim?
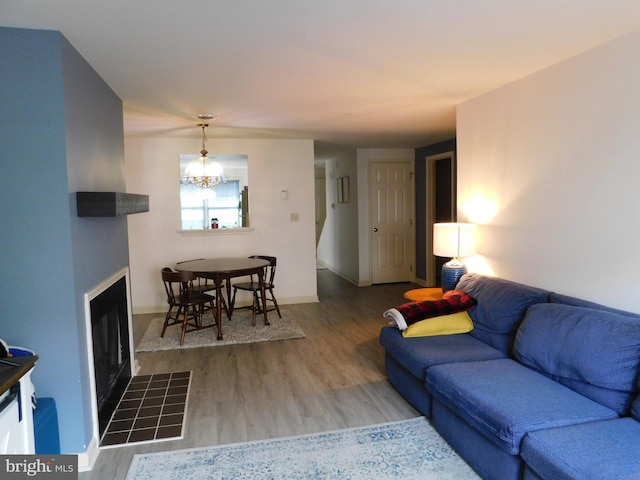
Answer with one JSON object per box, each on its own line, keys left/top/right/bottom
{"left": 77, "top": 436, "right": 100, "bottom": 472}
{"left": 133, "top": 306, "right": 165, "bottom": 315}
{"left": 133, "top": 296, "right": 319, "bottom": 315}
{"left": 277, "top": 295, "right": 319, "bottom": 305}
{"left": 321, "top": 266, "right": 359, "bottom": 286}
{"left": 413, "top": 278, "right": 429, "bottom": 287}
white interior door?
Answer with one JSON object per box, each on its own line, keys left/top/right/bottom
{"left": 370, "top": 161, "right": 413, "bottom": 283}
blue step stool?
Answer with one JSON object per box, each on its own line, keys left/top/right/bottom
{"left": 34, "top": 397, "right": 60, "bottom": 454}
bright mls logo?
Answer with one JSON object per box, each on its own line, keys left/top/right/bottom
{"left": 0, "top": 455, "right": 77, "bottom": 479}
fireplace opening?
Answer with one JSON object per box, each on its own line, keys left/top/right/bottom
{"left": 90, "top": 276, "right": 131, "bottom": 438}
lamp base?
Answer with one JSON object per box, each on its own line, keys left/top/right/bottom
{"left": 441, "top": 259, "right": 467, "bottom": 292}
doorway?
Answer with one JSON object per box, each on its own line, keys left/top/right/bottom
{"left": 426, "top": 152, "right": 456, "bottom": 286}
{"left": 314, "top": 164, "right": 327, "bottom": 247}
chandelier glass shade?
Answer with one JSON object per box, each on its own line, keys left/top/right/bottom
{"left": 181, "top": 124, "right": 227, "bottom": 188}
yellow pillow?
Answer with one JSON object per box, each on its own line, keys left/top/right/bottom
{"left": 402, "top": 311, "right": 474, "bottom": 338}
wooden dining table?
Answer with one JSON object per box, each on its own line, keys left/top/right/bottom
{"left": 174, "top": 257, "right": 270, "bottom": 340}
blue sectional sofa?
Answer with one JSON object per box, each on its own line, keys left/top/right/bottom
{"left": 379, "top": 273, "right": 640, "bottom": 480}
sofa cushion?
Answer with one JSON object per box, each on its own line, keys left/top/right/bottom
{"left": 521, "top": 418, "right": 640, "bottom": 480}
{"left": 455, "top": 274, "right": 550, "bottom": 354}
{"left": 549, "top": 292, "right": 640, "bottom": 318}
{"left": 522, "top": 466, "right": 544, "bottom": 480}
{"left": 514, "top": 303, "right": 640, "bottom": 415}
{"left": 379, "top": 326, "right": 506, "bottom": 380}
{"left": 425, "top": 358, "right": 618, "bottom": 455}
{"left": 402, "top": 311, "right": 474, "bottom": 338}
{"left": 633, "top": 393, "right": 640, "bottom": 421}
{"left": 384, "top": 353, "right": 434, "bottom": 416}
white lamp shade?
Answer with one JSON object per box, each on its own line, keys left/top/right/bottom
{"left": 184, "top": 155, "right": 223, "bottom": 178}
{"left": 433, "top": 223, "right": 477, "bottom": 258}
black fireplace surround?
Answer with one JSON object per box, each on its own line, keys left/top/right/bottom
{"left": 89, "top": 276, "right": 131, "bottom": 437}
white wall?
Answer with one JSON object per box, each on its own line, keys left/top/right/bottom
{"left": 125, "top": 137, "right": 318, "bottom": 312}
{"left": 316, "top": 148, "right": 359, "bottom": 283}
{"left": 457, "top": 28, "right": 640, "bottom": 313}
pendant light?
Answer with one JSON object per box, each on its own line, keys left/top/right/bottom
{"left": 181, "top": 122, "right": 227, "bottom": 188}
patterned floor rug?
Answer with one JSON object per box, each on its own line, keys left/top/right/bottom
{"left": 126, "top": 417, "right": 480, "bottom": 480}
{"left": 136, "top": 309, "right": 305, "bottom": 352}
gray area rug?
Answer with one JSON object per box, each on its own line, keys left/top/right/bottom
{"left": 136, "top": 309, "right": 305, "bottom": 352}
{"left": 126, "top": 417, "right": 480, "bottom": 479}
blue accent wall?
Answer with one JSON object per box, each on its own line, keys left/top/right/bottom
{"left": 0, "top": 27, "right": 129, "bottom": 454}
{"left": 414, "top": 139, "right": 456, "bottom": 281}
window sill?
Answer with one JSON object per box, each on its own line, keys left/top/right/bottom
{"left": 177, "top": 227, "right": 253, "bottom": 236}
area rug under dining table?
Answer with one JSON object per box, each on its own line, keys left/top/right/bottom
{"left": 125, "top": 417, "right": 480, "bottom": 480}
{"left": 136, "top": 309, "right": 305, "bottom": 352}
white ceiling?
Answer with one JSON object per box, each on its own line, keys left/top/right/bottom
{"left": 4, "top": 0, "right": 640, "bottom": 155}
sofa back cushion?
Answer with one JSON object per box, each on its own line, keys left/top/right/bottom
{"left": 514, "top": 303, "right": 640, "bottom": 415}
{"left": 550, "top": 292, "right": 640, "bottom": 319}
{"left": 632, "top": 393, "right": 640, "bottom": 421}
{"left": 455, "top": 274, "right": 550, "bottom": 354}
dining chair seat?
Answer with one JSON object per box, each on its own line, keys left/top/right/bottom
{"left": 229, "top": 255, "right": 281, "bottom": 326}
{"left": 164, "top": 266, "right": 229, "bottom": 318}
{"left": 161, "top": 268, "right": 217, "bottom": 345}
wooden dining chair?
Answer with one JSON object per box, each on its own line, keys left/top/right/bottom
{"left": 229, "top": 255, "right": 281, "bottom": 326}
{"left": 170, "top": 263, "right": 229, "bottom": 318}
{"left": 175, "top": 259, "right": 212, "bottom": 293}
{"left": 161, "top": 268, "right": 216, "bottom": 345}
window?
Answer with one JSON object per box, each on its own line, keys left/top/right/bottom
{"left": 179, "top": 154, "right": 249, "bottom": 229}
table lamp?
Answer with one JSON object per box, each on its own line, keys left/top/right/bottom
{"left": 433, "top": 223, "right": 477, "bottom": 292}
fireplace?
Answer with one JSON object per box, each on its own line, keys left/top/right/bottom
{"left": 85, "top": 269, "right": 136, "bottom": 439}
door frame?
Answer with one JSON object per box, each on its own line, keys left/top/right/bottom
{"left": 426, "top": 151, "right": 456, "bottom": 286}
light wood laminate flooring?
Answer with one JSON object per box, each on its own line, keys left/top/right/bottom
{"left": 79, "top": 270, "right": 420, "bottom": 479}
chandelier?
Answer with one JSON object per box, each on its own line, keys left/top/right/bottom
{"left": 181, "top": 123, "right": 227, "bottom": 188}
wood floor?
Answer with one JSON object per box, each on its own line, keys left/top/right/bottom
{"left": 79, "top": 270, "right": 420, "bottom": 479}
